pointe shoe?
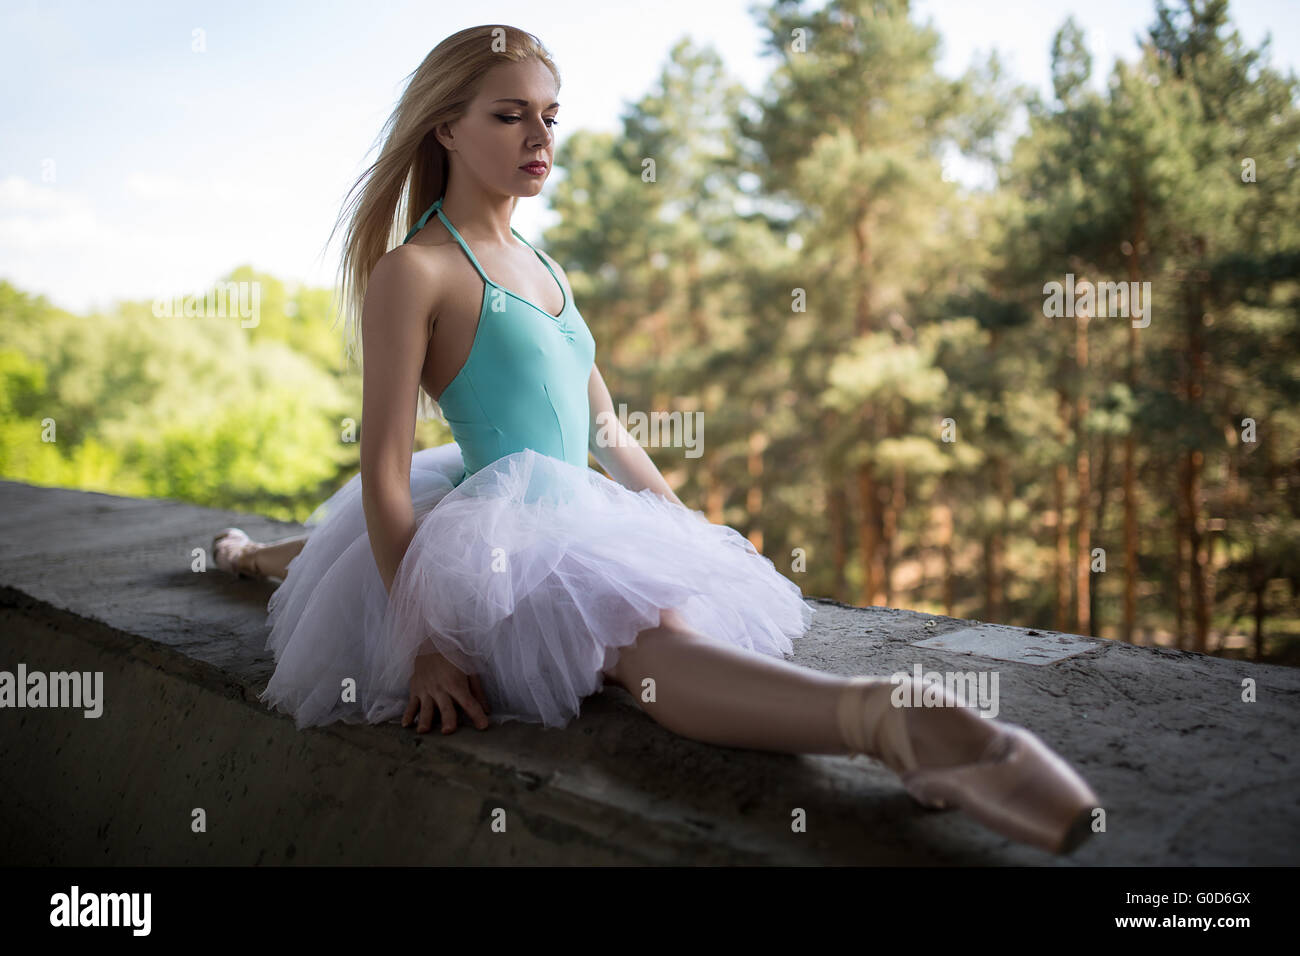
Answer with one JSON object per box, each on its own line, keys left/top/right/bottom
{"left": 211, "top": 527, "right": 261, "bottom": 579}
{"left": 836, "top": 676, "right": 1100, "bottom": 855}
{"left": 902, "top": 723, "right": 1099, "bottom": 854}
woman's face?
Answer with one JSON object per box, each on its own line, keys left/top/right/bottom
{"left": 439, "top": 58, "right": 560, "bottom": 199}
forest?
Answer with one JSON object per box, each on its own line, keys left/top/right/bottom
{"left": 2, "top": 0, "right": 1297, "bottom": 661}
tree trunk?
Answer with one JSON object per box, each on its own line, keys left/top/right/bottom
{"left": 884, "top": 462, "right": 905, "bottom": 607}
{"left": 1055, "top": 374, "right": 1072, "bottom": 634}
{"left": 1182, "top": 445, "right": 1209, "bottom": 653}
{"left": 987, "top": 455, "right": 1005, "bottom": 622}
{"left": 1184, "top": 264, "right": 1210, "bottom": 653}
{"left": 1174, "top": 461, "right": 1188, "bottom": 650}
{"left": 1054, "top": 462, "right": 1070, "bottom": 632}
{"left": 857, "top": 462, "right": 885, "bottom": 606}
{"left": 704, "top": 455, "right": 725, "bottom": 525}
{"left": 1123, "top": 197, "right": 1145, "bottom": 644}
{"left": 827, "top": 472, "right": 848, "bottom": 602}
{"left": 937, "top": 486, "right": 955, "bottom": 616}
{"left": 1123, "top": 421, "right": 1138, "bottom": 642}
{"left": 746, "top": 420, "right": 765, "bottom": 553}
{"left": 1096, "top": 428, "right": 1111, "bottom": 632}
{"left": 1253, "top": 586, "right": 1265, "bottom": 660}
{"left": 1075, "top": 304, "right": 1091, "bottom": 635}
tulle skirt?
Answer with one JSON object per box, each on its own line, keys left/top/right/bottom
{"left": 260, "top": 442, "right": 815, "bottom": 730}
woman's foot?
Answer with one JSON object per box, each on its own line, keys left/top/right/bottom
{"left": 836, "top": 677, "right": 999, "bottom": 774}
{"left": 836, "top": 676, "right": 1099, "bottom": 854}
{"left": 211, "top": 528, "right": 262, "bottom": 579}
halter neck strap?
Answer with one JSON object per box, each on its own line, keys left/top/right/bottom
{"left": 402, "top": 197, "right": 562, "bottom": 295}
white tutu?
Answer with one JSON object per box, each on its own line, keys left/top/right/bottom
{"left": 260, "top": 443, "right": 815, "bottom": 730}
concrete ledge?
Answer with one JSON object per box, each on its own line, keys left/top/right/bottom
{"left": 2, "top": 478, "right": 1298, "bottom": 865}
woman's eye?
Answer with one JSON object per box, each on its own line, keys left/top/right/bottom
{"left": 498, "top": 115, "right": 559, "bottom": 127}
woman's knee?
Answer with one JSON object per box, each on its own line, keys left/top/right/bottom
{"left": 601, "top": 608, "right": 698, "bottom": 689}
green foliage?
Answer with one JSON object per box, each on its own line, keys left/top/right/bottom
{"left": 0, "top": 275, "right": 359, "bottom": 522}
{"left": 545, "top": 0, "right": 1299, "bottom": 653}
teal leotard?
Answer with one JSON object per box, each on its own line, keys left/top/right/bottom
{"left": 403, "top": 197, "right": 596, "bottom": 488}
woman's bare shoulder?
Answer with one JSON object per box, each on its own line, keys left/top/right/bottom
{"left": 377, "top": 237, "right": 457, "bottom": 280}
{"left": 370, "top": 241, "right": 458, "bottom": 333}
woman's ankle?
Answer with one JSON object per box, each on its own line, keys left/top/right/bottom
{"left": 837, "top": 676, "right": 1000, "bottom": 772}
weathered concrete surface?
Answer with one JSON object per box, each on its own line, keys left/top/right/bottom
{"left": 1, "top": 477, "right": 1297, "bottom": 865}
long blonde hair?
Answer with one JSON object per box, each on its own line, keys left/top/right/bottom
{"left": 326, "top": 25, "right": 560, "bottom": 420}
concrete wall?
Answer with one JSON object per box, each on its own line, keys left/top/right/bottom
{"left": 2, "top": 479, "right": 1297, "bottom": 864}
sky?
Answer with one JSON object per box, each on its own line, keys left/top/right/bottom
{"left": 2, "top": 0, "right": 1296, "bottom": 315}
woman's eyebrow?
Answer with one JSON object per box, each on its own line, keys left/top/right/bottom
{"left": 492, "top": 98, "right": 560, "bottom": 108}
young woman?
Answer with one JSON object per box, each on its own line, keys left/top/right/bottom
{"left": 212, "top": 25, "right": 1099, "bottom": 855}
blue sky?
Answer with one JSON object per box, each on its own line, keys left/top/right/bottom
{"left": 2, "top": 0, "right": 1296, "bottom": 314}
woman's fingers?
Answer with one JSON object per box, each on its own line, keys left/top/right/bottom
{"left": 416, "top": 694, "right": 438, "bottom": 733}
{"left": 469, "top": 674, "right": 491, "bottom": 716}
{"left": 432, "top": 690, "right": 458, "bottom": 734}
{"left": 407, "top": 668, "right": 491, "bottom": 735}
{"left": 452, "top": 682, "right": 491, "bottom": 730}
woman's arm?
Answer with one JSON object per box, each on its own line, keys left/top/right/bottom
{"left": 359, "top": 246, "right": 439, "bottom": 596}
{"left": 586, "top": 362, "right": 685, "bottom": 507}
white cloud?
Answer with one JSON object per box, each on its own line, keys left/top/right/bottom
{"left": 124, "top": 172, "right": 191, "bottom": 201}
{"left": 0, "top": 175, "right": 86, "bottom": 215}
{"left": 124, "top": 169, "right": 283, "bottom": 205}
{"left": 0, "top": 178, "right": 110, "bottom": 249}
{"left": 0, "top": 171, "right": 333, "bottom": 315}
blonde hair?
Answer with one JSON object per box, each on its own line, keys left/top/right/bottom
{"left": 326, "top": 25, "right": 560, "bottom": 420}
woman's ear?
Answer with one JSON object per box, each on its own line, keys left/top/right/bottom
{"left": 432, "top": 121, "right": 454, "bottom": 152}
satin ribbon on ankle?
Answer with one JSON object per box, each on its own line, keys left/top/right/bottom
{"left": 835, "top": 676, "right": 920, "bottom": 774}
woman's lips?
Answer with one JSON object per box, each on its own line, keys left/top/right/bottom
{"left": 520, "top": 162, "right": 547, "bottom": 175}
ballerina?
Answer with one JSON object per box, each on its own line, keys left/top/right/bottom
{"left": 212, "top": 24, "right": 1099, "bottom": 856}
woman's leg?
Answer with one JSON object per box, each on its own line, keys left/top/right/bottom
{"left": 601, "top": 610, "right": 1100, "bottom": 854}
{"left": 218, "top": 532, "right": 309, "bottom": 580}
{"left": 250, "top": 534, "right": 309, "bottom": 579}
{"left": 603, "top": 615, "right": 849, "bottom": 753}
{"left": 600, "top": 609, "right": 995, "bottom": 761}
